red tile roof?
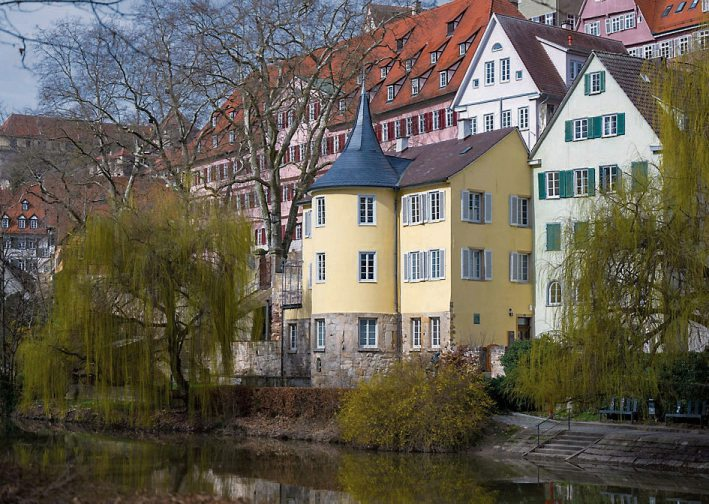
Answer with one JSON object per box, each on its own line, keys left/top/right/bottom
{"left": 636, "top": 0, "right": 707, "bottom": 35}
{"left": 0, "top": 114, "right": 82, "bottom": 140}
{"left": 0, "top": 184, "right": 58, "bottom": 236}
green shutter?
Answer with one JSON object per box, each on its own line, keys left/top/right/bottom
{"left": 600, "top": 71, "right": 606, "bottom": 92}
{"left": 591, "top": 116, "right": 603, "bottom": 139}
{"left": 561, "top": 170, "right": 574, "bottom": 198}
{"left": 631, "top": 161, "right": 648, "bottom": 191}
{"left": 587, "top": 167, "right": 596, "bottom": 196}
{"left": 617, "top": 113, "right": 625, "bottom": 135}
{"left": 559, "top": 171, "right": 568, "bottom": 198}
{"left": 584, "top": 74, "right": 591, "bottom": 95}
{"left": 546, "top": 223, "right": 561, "bottom": 251}
{"left": 538, "top": 172, "right": 546, "bottom": 200}
{"left": 574, "top": 221, "right": 589, "bottom": 247}
{"left": 565, "top": 120, "right": 573, "bottom": 142}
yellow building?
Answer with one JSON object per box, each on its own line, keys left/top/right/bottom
{"left": 286, "top": 89, "right": 532, "bottom": 387}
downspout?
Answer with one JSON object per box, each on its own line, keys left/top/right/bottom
{"left": 394, "top": 191, "right": 402, "bottom": 358}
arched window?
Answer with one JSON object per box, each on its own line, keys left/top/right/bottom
{"left": 547, "top": 280, "right": 562, "bottom": 306}
{"left": 30, "top": 216, "right": 39, "bottom": 229}
{"left": 21, "top": 200, "right": 29, "bottom": 211}
{"left": 491, "top": 42, "right": 503, "bottom": 52}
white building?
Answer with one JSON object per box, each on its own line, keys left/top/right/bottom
{"left": 452, "top": 14, "right": 626, "bottom": 148}
{"left": 528, "top": 51, "right": 660, "bottom": 336}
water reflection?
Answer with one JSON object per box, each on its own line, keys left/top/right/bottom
{"left": 1, "top": 432, "right": 708, "bottom": 503}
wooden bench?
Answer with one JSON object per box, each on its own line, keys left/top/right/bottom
{"left": 599, "top": 397, "right": 639, "bottom": 422}
{"left": 665, "top": 400, "right": 708, "bottom": 428}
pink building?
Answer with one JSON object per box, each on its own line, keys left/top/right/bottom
{"left": 577, "top": 0, "right": 708, "bottom": 58}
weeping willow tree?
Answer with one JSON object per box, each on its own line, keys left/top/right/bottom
{"left": 20, "top": 190, "right": 261, "bottom": 419}
{"left": 516, "top": 55, "right": 709, "bottom": 409}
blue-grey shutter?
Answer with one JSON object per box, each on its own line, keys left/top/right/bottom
{"left": 461, "top": 191, "right": 469, "bottom": 221}
{"left": 402, "top": 196, "right": 409, "bottom": 225}
{"left": 538, "top": 173, "right": 547, "bottom": 199}
{"left": 439, "top": 249, "right": 445, "bottom": 279}
{"left": 439, "top": 191, "right": 446, "bottom": 220}
{"left": 509, "top": 195, "right": 518, "bottom": 225}
{"left": 461, "top": 248, "right": 470, "bottom": 279}
{"left": 484, "top": 192, "right": 493, "bottom": 223}
{"left": 484, "top": 250, "right": 493, "bottom": 280}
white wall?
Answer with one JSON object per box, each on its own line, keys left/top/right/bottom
{"left": 530, "top": 55, "right": 660, "bottom": 336}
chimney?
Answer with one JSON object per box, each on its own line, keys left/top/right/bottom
{"left": 396, "top": 136, "right": 409, "bottom": 152}
{"left": 568, "top": 34, "right": 573, "bottom": 46}
{"left": 412, "top": 0, "right": 422, "bottom": 14}
{"left": 458, "top": 118, "right": 473, "bottom": 140}
{"left": 562, "top": 22, "right": 573, "bottom": 30}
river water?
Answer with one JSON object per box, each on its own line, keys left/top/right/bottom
{"left": 1, "top": 432, "right": 708, "bottom": 503}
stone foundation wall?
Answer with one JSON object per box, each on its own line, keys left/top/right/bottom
{"left": 283, "top": 318, "right": 311, "bottom": 378}
{"left": 400, "top": 311, "right": 452, "bottom": 357}
{"left": 310, "top": 312, "right": 399, "bottom": 388}
{"left": 233, "top": 341, "right": 281, "bottom": 378}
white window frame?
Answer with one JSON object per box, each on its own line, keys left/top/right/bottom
{"left": 418, "top": 114, "right": 425, "bottom": 133}
{"left": 461, "top": 190, "right": 482, "bottom": 223}
{"left": 411, "top": 318, "right": 422, "bottom": 349}
{"left": 589, "top": 72, "right": 602, "bottom": 94}
{"left": 585, "top": 21, "right": 600, "bottom": 36}
{"left": 1, "top": 217, "right": 8, "bottom": 229}
{"left": 600, "top": 164, "right": 620, "bottom": 192}
{"left": 546, "top": 171, "right": 560, "bottom": 198}
{"left": 500, "top": 58, "right": 510, "bottom": 83}
{"left": 358, "top": 194, "right": 376, "bottom": 225}
{"left": 430, "top": 318, "right": 441, "bottom": 348}
{"left": 29, "top": 216, "right": 38, "bottom": 229}
{"left": 461, "top": 248, "right": 492, "bottom": 281}
{"left": 573, "top": 118, "right": 589, "bottom": 140}
{"left": 404, "top": 250, "right": 427, "bottom": 282}
{"left": 428, "top": 248, "right": 445, "bottom": 280}
{"left": 501, "top": 109, "right": 511, "bottom": 128}
{"left": 288, "top": 323, "right": 297, "bottom": 351}
{"left": 509, "top": 252, "right": 530, "bottom": 283}
{"left": 433, "top": 111, "right": 440, "bottom": 130}
{"left": 359, "top": 318, "right": 377, "bottom": 348}
{"left": 387, "top": 85, "right": 395, "bottom": 102}
{"left": 358, "top": 251, "right": 377, "bottom": 282}
{"left": 509, "top": 195, "right": 529, "bottom": 227}
{"left": 315, "top": 319, "right": 325, "bottom": 349}
{"left": 427, "top": 190, "right": 445, "bottom": 222}
{"left": 411, "top": 78, "right": 420, "bottom": 96}
{"left": 314, "top": 196, "right": 326, "bottom": 227}
{"left": 484, "top": 61, "right": 495, "bottom": 85}
{"left": 547, "top": 280, "right": 562, "bottom": 306}
{"left": 430, "top": 51, "right": 438, "bottom": 64}
{"left": 445, "top": 109, "right": 454, "bottom": 128}
{"left": 484, "top": 113, "right": 494, "bottom": 132}
{"left": 304, "top": 210, "right": 312, "bottom": 238}
{"left": 394, "top": 120, "right": 401, "bottom": 138}
{"left": 315, "top": 252, "right": 326, "bottom": 283}
{"left": 602, "top": 114, "right": 617, "bottom": 137}
{"left": 518, "top": 107, "right": 529, "bottom": 130}
{"left": 17, "top": 217, "right": 25, "bottom": 229}
{"left": 574, "top": 168, "right": 589, "bottom": 196}
{"left": 405, "top": 116, "right": 413, "bottom": 137}
{"left": 439, "top": 71, "right": 448, "bottom": 88}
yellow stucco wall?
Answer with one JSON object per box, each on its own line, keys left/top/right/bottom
{"left": 307, "top": 187, "right": 397, "bottom": 315}
{"left": 450, "top": 131, "right": 533, "bottom": 346}
{"left": 399, "top": 183, "right": 452, "bottom": 314}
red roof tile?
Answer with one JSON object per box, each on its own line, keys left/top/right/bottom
{"left": 636, "top": 0, "right": 707, "bottom": 35}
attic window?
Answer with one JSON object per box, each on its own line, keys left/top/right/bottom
{"left": 396, "top": 32, "right": 410, "bottom": 52}
{"left": 30, "top": 216, "right": 38, "bottom": 229}
{"left": 640, "top": 73, "right": 651, "bottom": 82}
{"left": 689, "top": 0, "right": 698, "bottom": 7}
{"left": 459, "top": 146, "right": 473, "bottom": 155}
{"left": 405, "top": 58, "right": 414, "bottom": 72}
{"left": 661, "top": 4, "right": 673, "bottom": 16}
{"left": 387, "top": 85, "right": 395, "bottom": 102}
{"left": 430, "top": 51, "right": 439, "bottom": 64}
{"left": 1, "top": 216, "right": 8, "bottom": 228}
{"left": 18, "top": 216, "right": 26, "bottom": 229}
{"left": 380, "top": 66, "right": 389, "bottom": 78}
{"left": 491, "top": 42, "right": 503, "bottom": 52}
{"left": 211, "top": 115, "right": 217, "bottom": 127}
{"left": 21, "top": 200, "right": 29, "bottom": 211}
{"left": 675, "top": 1, "right": 686, "bottom": 11}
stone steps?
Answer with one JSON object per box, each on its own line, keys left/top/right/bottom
{"left": 526, "top": 430, "right": 602, "bottom": 461}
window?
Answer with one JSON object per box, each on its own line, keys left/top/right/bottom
{"left": 573, "top": 118, "right": 589, "bottom": 140}
{"left": 411, "top": 318, "right": 421, "bottom": 349}
{"left": 547, "top": 281, "right": 562, "bottom": 306}
{"left": 21, "top": 200, "right": 29, "bottom": 211}
{"left": 405, "top": 59, "right": 413, "bottom": 72}
{"left": 430, "top": 51, "right": 439, "bottom": 64}
{"left": 600, "top": 165, "right": 620, "bottom": 192}
{"left": 445, "top": 109, "right": 454, "bottom": 128}
{"left": 359, "top": 319, "right": 377, "bottom": 348}
{"left": 500, "top": 58, "right": 510, "bottom": 82}
{"left": 304, "top": 210, "right": 312, "bottom": 238}
{"left": 387, "top": 85, "right": 395, "bottom": 102}
{"left": 211, "top": 115, "right": 217, "bottom": 127}
{"left": 29, "top": 216, "right": 38, "bottom": 229}
{"left": 395, "top": 120, "right": 401, "bottom": 138}
{"left": 406, "top": 116, "right": 413, "bottom": 137}
{"left": 544, "top": 12, "right": 556, "bottom": 25}
{"left": 338, "top": 99, "right": 346, "bottom": 112}
{"left": 212, "top": 135, "right": 218, "bottom": 148}
{"left": 501, "top": 110, "right": 511, "bottom": 128}
{"left": 484, "top": 61, "right": 495, "bottom": 85}
{"left": 677, "top": 36, "right": 690, "bottom": 55}
{"left": 404, "top": 251, "right": 426, "bottom": 281}
{"left": 570, "top": 60, "right": 584, "bottom": 81}
{"left": 625, "top": 12, "right": 636, "bottom": 28}
{"left": 661, "top": 4, "right": 673, "bottom": 16}
{"left": 491, "top": 42, "right": 503, "bottom": 51}
{"left": 461, "top": 190, "right": 482, "bottom": 223}
{"left": 509, "top": 196, "right": 529, "bottom": 226}
{"left": 459, "top": 43, "right": 467, "bottom": 55}
{"left": 428, "top": 190, "right": 444, "bottom": 221}
{"left": 359, "top": 251, "right": 377, "bottom": 282}
{"left": 472, "top": 78, "right": 479, "bottom": 88}
{"left": 403, "top": 193, "right": 423, "bottom": 225}
{"left": 411, "top": 78, "right": 420, "bottom": 96}
{"left": 229, "top": 130, "right": 235, "bottom": 144}
{"left": 315, "top": 253, "right": 326, "bottom": 282}
{"left": 602, "top": 114, "right": 617, "bottom": 136}
{"left": 518, "top": 107, "right": 529, "bottom": 130}
{"left": 643, "top": 44, "right": 654, "bottom": 59}
{"left": 574, "top": 168, "right": 589, "bottom": 196}
{"left": 546, "top": 171, "right": 560, "bottom": 198}
{"left": 17, "top": 216, "right": 25, "bottom": 229}
{"left": 546, "top": 223, "right": 561, "bottom": 251}
{"left": 430, "top": 318, "right": 441, "bottom": 348}
{"left": 295, "top": 224, "right": 302, "bottom": 240}
{"left": 382, "top": 122, "right": 389, "bottom": 141}
{"left": 439, "top": 71, "right": 448, "bottom": 88}
{"left": 315, "top": 196, "right": 325, "bottom": 226}
{"left": 429, "top": 248, "right": 445, "bottom": 280}
{"left": 462, "top": 248, "right": 492, "bottom": 280}
{"left": 484, "top": 113, "right": 494, "bottom": 132}
{"left": 288, "top": 324, "right": 297, "bottom": 351}
{"left": 418, "top": 114, "right": 425, "bottom": 133}
{"left": 515, "top": 70, "right": 523, "bottom": 80}
{"left": 659, "top": 40, "right": 672, "bottom": 58}
{"left": 433, "top": 110, "right": 440, "bottom": 130}
{"left": 380, "top": 66, "right": 388, "bottom": 78}
{"left": 358, "top": 195, "right": 376, "bottom": 225}
{"left": 471, "top": 116, "right": 478, "bottom": 134}
{"left": 588, "top": 71, "right": 604, "bottom": 94}
{"left": 315, "top": 319, "right": 325, "bottom": 349}
{"left": 509, "top": 252, "right": 530, "bottom": 282}
{"left": 1, "top": 216, "right": 8, "bottom": 229}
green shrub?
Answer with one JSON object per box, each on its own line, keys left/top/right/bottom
{"left": 486, "top": 340, "right": 534, "bottom": 412}
{"left": 338, "top": 353, "right": 492, "bottom": 452}
{"left": 657, "top": 352, "right": 709, "bottom": 403}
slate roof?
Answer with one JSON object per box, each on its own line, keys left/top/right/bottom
{"left": 595, "top": 52, "right": 661, "bottom": 134}
{"left": 308, "top": 88, "right": 400, "bottom": 191}
{"left": 496, "top": 15, "right": 627, "bottom": 99}
{"left": 394, "top": 128, "right": 519, "bottom": 187}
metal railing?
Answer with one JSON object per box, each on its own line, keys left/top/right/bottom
{"left": 535, "top": 411, "right": 572, "bottom": 448}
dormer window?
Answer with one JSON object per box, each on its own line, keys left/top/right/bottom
{"left": 18, "top": 216, "right": 26, "bottom": 229}
{"left": 1, "top": 216, "right": 8, "bottom": 229}
{"left": 387, "top": 85, "right": 395, "bottom": 102}
{"left": 411, "top": 78, "right": 420, "bottom": 96}
{"left": 229, "top": 111, "right": 235, "bottom": 120}
{"left": 439, "top": 71, "right": 449, "bottom": 88}
{"left": 446, "top": 11, "right": 464, "bottom": 36}
{"left": 212, "top": 135, "right": 218, "bottom": 148}
{"left": 459, "top": 43, "right": 467, "bottom": 55}
{"left": 21, "top": 200, "right": 29, "bottom": 211}
{"left": 430, "top": 52, "right": 439, "bottom": 64}
{"left": 396, "top": 38, "right": 404, "bottom": 51}
{"left": 30, "top": 216, "right": 38, "bottom": 229}
{"left": 380, "top": 66, "right": 389, "bottom": 78}
{"left": 405, "top": 59, "right": 413, "bottom": 72}
{"left": 338, "top": 99, "right": 346, "bottom": 112}
{"left": 211, "top": 115, "right": 217, "bottom": 128}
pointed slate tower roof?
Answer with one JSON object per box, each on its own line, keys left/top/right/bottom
{"left": 309, "top": 85, "right": 400, "bottom": 191}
